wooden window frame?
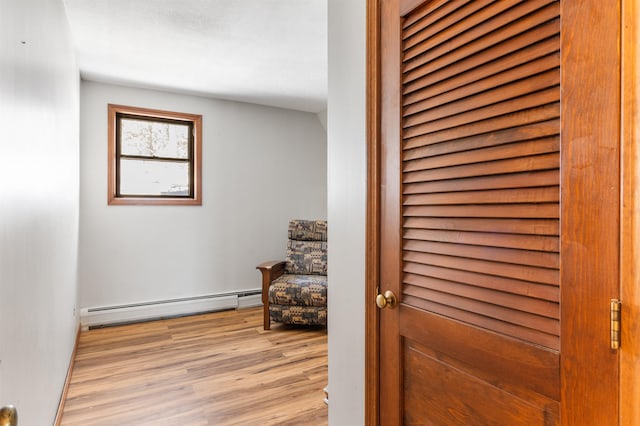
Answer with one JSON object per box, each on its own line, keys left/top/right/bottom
{"left": 107, "top": 104, "right": 202, "bottom": 206}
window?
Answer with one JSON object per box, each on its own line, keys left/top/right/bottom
{"left": 108, "top": 104, "right": 202, "bottom": 205}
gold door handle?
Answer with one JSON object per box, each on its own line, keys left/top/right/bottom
{"left": 376, "top": 290, "right": 397, "bottom": 309}
{"left": 0, "top": 405, "right": 17, "bottom": 426}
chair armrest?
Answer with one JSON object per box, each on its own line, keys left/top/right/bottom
{"left": 256, "top": 260, "right": 287, "bottom": 273}
{"left": 257, "top": 261, "right": 286, "bottom": 330}
{"left": 257, "top": 260, "right": 286, "bottom": 281}
{"left": 256, "top": 260, "right": 286, "bottom": 296}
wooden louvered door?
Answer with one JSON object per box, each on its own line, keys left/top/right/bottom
{"left": 376, "top": 0, "right": 621, "bottom": 424}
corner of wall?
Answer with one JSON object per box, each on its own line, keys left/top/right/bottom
{"left": 316, "top": 109, "right": 328, "bottom": 132}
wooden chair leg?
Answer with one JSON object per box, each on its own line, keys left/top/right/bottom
{"left": 263, "top": 301, "right": 271, "bottom": 330}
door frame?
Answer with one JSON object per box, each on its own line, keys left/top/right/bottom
{"left": 364, "top": 0, "right": 639, "bottom": 424}
{"left": 620, "top": 0, "right": 640, "bottom": 423}
{"left": 365, "top": 0, "right": 381, "bottom": 423}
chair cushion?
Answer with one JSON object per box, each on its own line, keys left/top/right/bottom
{"left": 269, "top": 305, "right": 327, "bottom": 326}
{"left": 269, "top": 274, "right": 327, "bottom": 307}
{"left": 286, "top": 240, "right": 328, "bottom": 275}
{"left": 288, "top": 219, "right": 327, "bottom": 242}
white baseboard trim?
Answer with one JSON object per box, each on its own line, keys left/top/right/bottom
{"left": 80, "top": 289, "right": 262, "bottom": 329}
{"left": 238, "top": 293, "right": 262, "bottom": 309}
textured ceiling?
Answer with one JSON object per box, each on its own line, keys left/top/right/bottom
{"left": 63, "top": 0, "right": 327, "bottom": 112}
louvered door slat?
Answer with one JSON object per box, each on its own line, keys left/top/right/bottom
{"left": 404, "top": 217, "right": 559, "bottom": 235}
{"left": 404, "top": 186, "right": 559, "bottom": 205}
{"left": 403, "top": 153, "right": 559, "bottom": 183}
{"left": 404, "top": 137, "right": 558, "bottom": 171}
{"left": 403, "top": 262, "right": 559, "bottom": 302}
{"left": 404, "top": 240, "right": 559, "bottom": 268}
{"left": 403, "top": 284, "right": 558, "bottom": 333}
{"left": 404, "top": 22, "right": 558, "bottom": 89}
{"left": 404, "top": 88, "right": 558, "bottom": 138}
{"left": 403, "top": 0, "right": 521, "bottom": 60}
{"left": 404, "top": 170, "right": 559, "bottom": 194}
{"left": 404, "top": 228, "right": 558, "bottom": 251}
{"left": 401, "top": 0, "right": 560, "bottom": 350}
{"left": 404, "top": 53, "right": 559, "bottom": 113}
{"left": 402, "top": 0, "right": 480, "bottom": 41}
{"left": 404, "top": 120, "right": 559, "bottom": 159}
{"left": 404, "top": 274, "right": 558, "bottom": 317}
{"left": 404, "top": 103, "right": 559, "bottom": 149}
{"left": 403, "top": 294, "right": 559, "bottom": 349}
{"left": 404, "top": 69, "right": 559, "bottom": 125}
{"left": 404, "top": 35, "right": 559, "bottom": 96}
{"left": 403, "top": 252, "right": 558, "bottom": 285}
{"left": 405, "top": 203, "right": 558, "bottom": 219}
{"left": 404, "top": 285, "right": 558, "bottom": 334}
{"left": 402, "top": 0, "right": 451, "bottom": 28}
{"left": 404, "top": 1, "right": 550, "bottom": 65}
{"left": 403, "top": 5, "right": 559, "bottom": 76}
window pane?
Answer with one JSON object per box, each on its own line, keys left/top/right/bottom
{"left": 120, "top": 118, "right": 189, "bottom": 159}
{"left": 120, "top": 159, "right": 190, "bottom": 196}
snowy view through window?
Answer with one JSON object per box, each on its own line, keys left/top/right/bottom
{"left": 119, "top": 118, "right": 190, "bottom": 196}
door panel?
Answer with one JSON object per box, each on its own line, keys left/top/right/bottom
{"left": 377, "top": 0, "right": 620, "bottom": 424}
{"left": 400, "top": 307, "right": 559, "bottom": 401}
{"left": 404, "top": 339, "right": 553, "bottom": 425}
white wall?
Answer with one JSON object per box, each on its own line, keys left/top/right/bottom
{"left": 0, "top": 0, "right": 80, "bottom": 423}
{"left": 79, "top": 81, "right": 327, "bottom": 310}
{"left": 327, "top": 0, "right": 366, "bottom": 424}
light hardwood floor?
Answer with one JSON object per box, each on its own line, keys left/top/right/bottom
{"left": 60, "top": 307, "right": 328, "bottom": 425}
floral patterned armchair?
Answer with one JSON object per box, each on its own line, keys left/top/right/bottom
{"left": 257, "top": 220, "right": 327, "bottom": 330}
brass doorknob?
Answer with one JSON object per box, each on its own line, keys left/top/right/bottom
{"left": 0, "top": 405, "right": 17, "bottom": 426}
{"left": 376, "top": 290, "right": 397, "bottom": 309}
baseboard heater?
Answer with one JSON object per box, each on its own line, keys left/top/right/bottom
{"left": 80, "top": 289, "right": 262, "bottom": 330}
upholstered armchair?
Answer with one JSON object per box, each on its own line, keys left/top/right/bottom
{"left": 257, "top": 220, "right": 327, "bottom": 330}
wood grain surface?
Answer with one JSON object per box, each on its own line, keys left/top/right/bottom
{"left": 60, "top": 308, "right": 327, "bottom": 425}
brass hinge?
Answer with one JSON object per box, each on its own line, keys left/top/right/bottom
{"left": 610, "top": 299, "right": 621, "bottom": 350}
